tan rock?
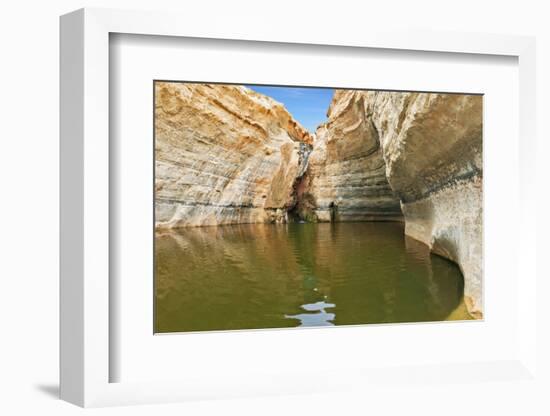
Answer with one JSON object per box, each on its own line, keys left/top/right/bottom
{"left": 155, "top": 82, "right": 313, "bottom": 228}
{"left": 297, "top": 91, "right": 403, "bottom": 222}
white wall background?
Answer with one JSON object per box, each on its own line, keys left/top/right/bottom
{"left": 0, "top": 1, "right": 547, "bottom": 415}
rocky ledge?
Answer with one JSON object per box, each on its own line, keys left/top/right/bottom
{"left": 155, "top": 82, "right": 313, "bottom": 227}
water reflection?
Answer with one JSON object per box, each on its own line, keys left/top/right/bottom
{"left": 285, "top": 301, "right": 336, "bottom": 326}
{"left": 155, "top": 222, "right": 471, "bottom": 333}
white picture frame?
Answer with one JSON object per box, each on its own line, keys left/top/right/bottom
{"left": 60, "top": 7, "right": 539, "bottom": 408}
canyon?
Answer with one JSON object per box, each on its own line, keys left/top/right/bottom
{"left": 155, "top": 83, "right": 483, "bottom": 318}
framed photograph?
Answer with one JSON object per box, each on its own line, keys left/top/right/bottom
{"left": 60, "top": 8, "right": 540, "bottom": 408}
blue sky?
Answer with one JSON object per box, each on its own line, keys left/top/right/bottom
{"left": 246, "top": 85, "right": 334, "bottom": 133}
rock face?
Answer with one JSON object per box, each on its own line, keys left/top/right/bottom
{"left": 155, "top": 82, "right": 313, "bottom": 228}
{"left": 310, "top": 90, "right": 483, "bottom": 317}
{"left": 295, "top": 91, "right": 403, "bottom": 222}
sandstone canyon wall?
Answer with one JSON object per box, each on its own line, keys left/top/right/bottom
{"left": 295, "top": 91, "right": 402, "bottom": 222}
{"left": 155, "top": 82, "right": 313, "bottom": 227}
{"left": 306, "top": 90, "right": 483, "bottom": 317}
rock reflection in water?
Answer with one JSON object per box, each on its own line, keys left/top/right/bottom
{"left": 155, "top": 222, "right": 472, "bottom": 333}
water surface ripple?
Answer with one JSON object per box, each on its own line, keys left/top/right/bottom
{"left": 155, "top": 222, "right": 471, "bottom": 333}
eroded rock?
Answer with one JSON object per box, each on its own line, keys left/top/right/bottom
{"left": 297, "top": 91, "right": 403, "bottom": 222}
{"left": 155, "top": 82, "right": 313, "bottom": 227}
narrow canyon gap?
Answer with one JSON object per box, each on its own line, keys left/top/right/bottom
{"left": 155, "top": 82, "right": 483, "bottom": 319}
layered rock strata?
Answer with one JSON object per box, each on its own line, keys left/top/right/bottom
{"left": 311, "top": 90, "right": 483, "bottom": 317}
{"left": 155, "top": 82, "right": 313, "bottom": 228}
{"left": 295, "top": 92, "right": 403, "bottom": 222}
